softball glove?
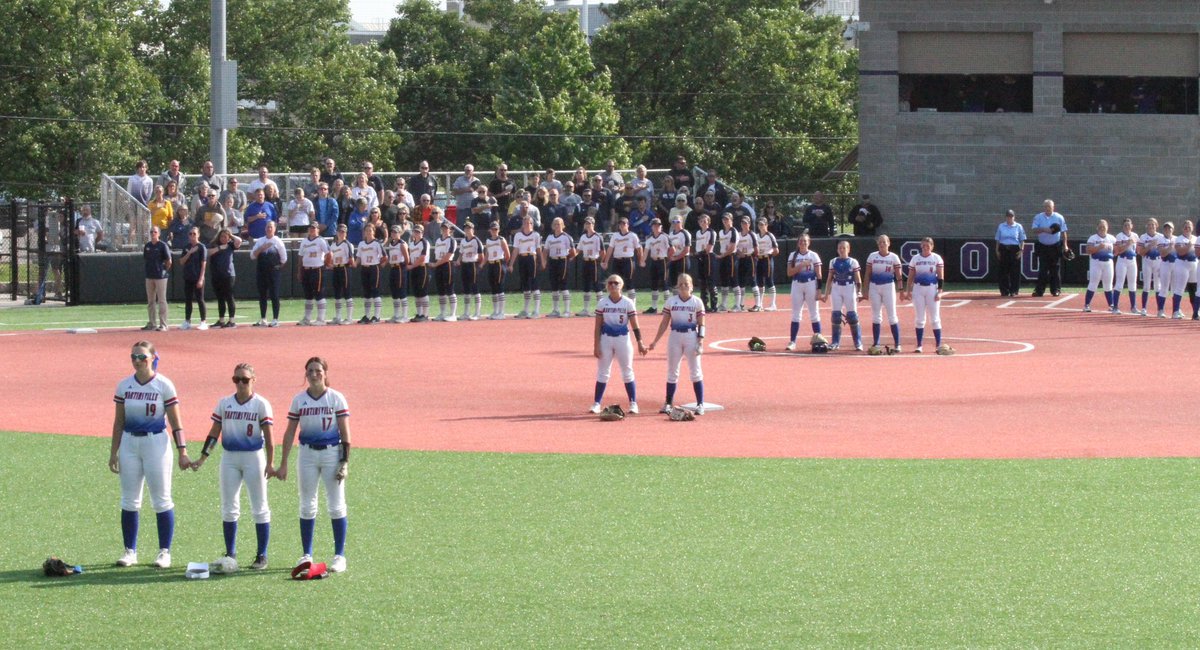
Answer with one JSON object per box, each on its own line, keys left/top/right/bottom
{"left": 598, "top": 404, "right": 626, "bottom": 421}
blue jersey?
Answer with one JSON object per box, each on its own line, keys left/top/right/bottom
{"left": 114, "top": 373, "right": 178, "bottom": 434}
{"left": 288, "top": 388, "right": 349, "bottom": 447}
{"left": 829, "top": 256, "right": 859, "bottom": 285}
{"left": 212, "top": 393, "right": 273, "bottom": 452}
{"left": 143, "top": 240, "right": 172, "bottom": 279}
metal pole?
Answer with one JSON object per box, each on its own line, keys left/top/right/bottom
{"left": 210, "top": 0, "right": 228, "bottom": 174}
{"left": 581, "top": 0, "right": 589, "bottom": 40}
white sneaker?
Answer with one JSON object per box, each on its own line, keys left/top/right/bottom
{"left": 1158, "top": 312, "right": 1167, "bottom": 319}
{"left": 254, "top": 319, "right": 267, "bottom": 327}
{"left": 179, "top": 321, "right": 191, "bottom": 330}
{"left": 785, "top": 341, "right": 796, "bottom": 352}
{"left": 269, "top": 320, "right": 280, "bottom": 327}
{"left": 1082, "top": 305, "right": 1091, "bottom": 313}
{"left": 1140, "top": 309, "right": 1147, "bottom": 316}
{"left": 560, "top": 312, "right": 573, "bottom": 318}
{"left": 893, "top": 345, "right": 902, "bottom": 353}
{"left": 576, "top": 310, "right": 590, "bottom": 317}
{"left": 329, "top": 555, "right": 347, "bottom": 573}
{"left": 517, "top": 310, "right": 529, "bottom": 319}
{"left": 914, "top": 346, "right": 923, "bottom": 353}
{"left": 659, "top": 404, "right": 672, "bottom": 414}
{"left": 468, "top": 315, "right": 479, "bottom": 321}
{"left": 153, "top": 548, "right": 171, "bottom": 569}
{"left": 196, "top": 321, "right": 209, "bottom": 331}
{"left": 297, "top": 319, "right": 312, "bottom": 326}
{"left": 589, "top": 403, "right": 602, "bottom": 414}
{"left": 116, "top": 548, "right": 137, "bottom": 567}
{"left": 443, "top": 315, "right": 457, "bottom": 322}
{"left": 829, "top": 343, "right": 840, "bottom": 351}
{"left": 695, "top": 404, "right": 706, "bottom": 416}
{"left": 313, "top": 320, "right": 326, "bottom": 326}
{"left": 628, "top": 402, "right": 639, "bottom": 415}
{"left": 389, "top": 316, "right": 402, "bottom": 324}
{"left": 855, "top": 343, "right": 864, "bottom": 351}
{"left": 548, "top": 311, "right": 561, "bottom": 318}
{"left": 297, "top": 554, "right": 313, "bottom": 567}
{"left": 530, "top": 312, "right": 542, "bottom": 319}
{"left": 329, "top": 317, "right": 342, "bottom": 325}
{"left": 1173, "top": 312, "right": 1184, "bottom": 320}
{"left": 1111, "top": 308, "right": 1121, "bottom": 315}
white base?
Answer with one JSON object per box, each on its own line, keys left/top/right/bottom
{"left": 677, "top": 402, "right": 724, "bottom": 413}
{"left": 66, "top": 328, "right": 97, "bottom": 334}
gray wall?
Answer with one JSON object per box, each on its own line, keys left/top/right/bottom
{"left": 858, "top": 0, "right": 1200, "bottom": 237}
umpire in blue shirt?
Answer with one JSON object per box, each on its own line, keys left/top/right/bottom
{"left": 1030, "top": 199, "right": 1068, "bottom": 296}
{"left": 995, "top": 209, "right": 1026, "bottom": 296}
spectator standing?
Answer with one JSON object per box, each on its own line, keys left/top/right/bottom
{"left": 409, "top": 160, "right": 438, "bottom": 203}
{"left": 655, "top": 176, "right": 678, "bottom": 220}
{"left": 670, "top": 155, "right": 694, "bottom": 193}
{"left": 303, "top": 167, "right": 323, "bottom": 201}
{"left": 320, "top": 157, "right": 343, "bottom": 188}
{"left": 263, "top": 185, "right": 284, "bottom": 221}
{"left": 244, "top": 188, "right": 278, "bottom": 240}
{"left": 158, "top": 160, "right": 184, "bottom": 194}
{"left": 471, "top": 185, "right": 498, "bottom": 231}
{"left": 849, "top": 194, "right": 883, "bottom": 237}
{"left": 220, "top": 178, "right": 247, "bottom": 212}
{"left": 1031, "top": 199, "right": 1068, "bottom": 297}
{"left": 77, "top": 206, "right": 104, "bottom": 253}
{"left": 362, "top": 161, "right": 384, "bottom": 199}
{"left": 222, "top": 195, "right": 243, "bottom": 236}
{"left": 589, "top": 176, "right": 614, "bottom": 231}
{"left": 169, "top": 207, "right": 193, "bottom": 250}
{"left": 142, "top": 226, "right": 172, "bottom": 331}
{"left": 545, "top": 189, "right": 568, "bottom": 236}
{"left": 629, "top": 165, "right": 655, "bottom": 204}
{"left": 629, "top": 196, "right": 655, "bottom": 239}
{"left": 190, "top": 183, "right": 214, "bottom": 218}
{"left": 164, "top": 180, "right": 187, "bottom": 217}
{"left": 380, "top": 191, "right": 400, "bottom": 228}
{"left": 250, "top": 220, "right": 287, "bottom": 327}
{"left": 285, "top": 187, "right": 316, "bottom": 235}
{"left": 490, "top": 164, "right": 516, "bottom": 217}
{"left": 414, "top": 194, "right": 435, "bottom": 225}
{"left": 802, "top": 191, "right": 835, "bottom": 237}
{"left": 994, "top": 209, "right": 1026, "bottom": 297}
{"left": 197, "top": 160, "right": 224, "bottom": 194}
{"left": 726, "top": 192, "right": 756, "bottom": 223}
{"left": 313, "top": 183, "right": 339, "bottom": 237}
{"left": 570, "top": 167, "right": 589, "bottom": 195}
{"left": 763, "top": 201, "right": 793, "bottom": 238}
{"left": 195, "top": 191, "right": 227, "bottom": 247}
{"left": 127, "top": 160, "right": 153, "bottom": 206}
{"left": 540, "top": 168, "right": 563, "bottom": 193}
{"left": 346, "top": 198, "right": 369, "bottom": 246}
{"left": 246, "top": 166, "right": 277, "bottom": 197}
{"left": 699, "top": 170, "right": 729, "bottom": 208}
{"left": 393, "top": 177, "right": 415, "bottom": 209}
{"left": 335, "top": 183, "right": 354, "bottom": 225}
{"left": 348, "top": 173, "right": 378, "bottom": 212}
{"left": 178, "top": 227, "right": 209, "bottom": 330}
{"left": 614, "top": 184, "right": 638, "bottom": 230}
{"left": 148, "top": 185, "right": 173, "bottom": 230}
{"left": 452, "top": 164, "right": 478, "bottom": 226}
{"left": 600, "top": 159, "right": 624, "bottom": 188}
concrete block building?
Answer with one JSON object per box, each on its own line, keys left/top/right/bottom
{"left": 857, "top": 0, "right": 1200, "bottom": 237}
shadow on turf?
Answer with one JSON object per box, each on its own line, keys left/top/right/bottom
{"left": 442, "top": 412, "right": 600, "bottom": 423}
{"left": 2, "top": 564, "right": 294, "bottom": 588}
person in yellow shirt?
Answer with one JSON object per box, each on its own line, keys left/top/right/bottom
{"left": 148, "top": 184, "right": 173, "bottom": 230}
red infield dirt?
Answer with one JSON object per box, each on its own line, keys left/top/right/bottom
{"left": 2, "top": 291, "right": 1196, "bottom": 459}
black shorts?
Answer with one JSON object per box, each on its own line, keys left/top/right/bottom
{"left": 389, "top": 266, "right": 406, "bottom": 299}
{"left": 359, "top": 265, "right": 381, "bottom": 299}
{"left": 579, "top": 259, "right": 601, "bottom": 292}
{"left": 331, "top": 266, "right": 351, "bottom": 300}
{"left": 435, "top": 264, "right": 454, "bottom": 296}
{"left": 547, "top": 258, "right": 569, "bottom": 291}
{"left": 737, "top": 257, "right": 754, "bottom": 287}
{"left": 754, "top": 257, "right": 773, "bottom": 288}
{"left": 460, "top": 262, "right": 479, "bottom": 295}
{"left": 487, "top": 261, "right": 506, "bottom": 295}
{"left": 516, "top": 255, "right": 538, "bottom": 292}
{"left": 409, "top": 265, "right": 429, "bottom": 298}
{"left": 301, "top": 267, "right": 324, "bottom": 300}
{"left": 647, "top": 259, "right": 668, "bottom": 291}
{"left": 718, "top": 255, "right": 736, "bottom": 287}
{"left": 611, "top": 257, "right": 635, "bottom": 288}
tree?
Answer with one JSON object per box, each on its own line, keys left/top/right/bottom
{"left": 590, "top": 0, "right": 857, "bottom": 194}
{"left": 0, "top": 0, "right": 162, "bottom": 199}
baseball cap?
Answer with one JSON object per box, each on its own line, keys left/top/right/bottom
{"left": 336, "top": 224, "right": 348, "bottom": 231}
{"left": 307, "top": 221, "right": 319, "bottom": 229}
{"left": 1005, "top": 209, "right": 1016, "bottom": 217}
{"left": 389, "top": 224, "right": 402, "bottom": 232}
{"left": 291, "top": 560, "right": 328, "bottom": 580}
{"left": 584, "top": 216, "right": 595, "bottom": 224}
{"left": 651, "top": 218, "right": 662, "bottom": 225}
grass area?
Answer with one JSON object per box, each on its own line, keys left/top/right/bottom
{"left": 0, "top": 284, "right": 1078, "bottom": 331}
{"left": 3, "top": 432, "right": 1196, "bottom": 647}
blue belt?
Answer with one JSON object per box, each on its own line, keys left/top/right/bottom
{"left": 835, "top": 280, "right": 854, "bottom": 286}
{"left": 1147, "top": 252, "right": 1160, "bottom": 259}
{"left": 601, "top": 325, "right": 629, "bottom": 337}
{"left": 793, "top": 276, "right": 816, "bottom": 283}
{"left": 1120, "top": 252, "right": 1136, "bottom": 260}
{"left": 127, "top": 431, "right": 163, "bottom": 437}
{"left": 303, "top": 443, "right": 336, "bottom": 450}
{"left": 671, "top": 324, "right": 697, "bottom": 333}
{"left": 870, "top": 274, "right": 895, "bottom": 284}
{"left": 1164, "top": 255, "right": 1178, "bottom": 262}
{"left": 1091, "top": 254, "right": 1113, "bottom": 261}
{"left": 1183, "top": 255, "right": 1198, "bottom": 262}
{"left": 870, "top": 279, "right": 895, "bottom": 285}
{"left": 916, "top": 280, "right": 937, "bottom": 286}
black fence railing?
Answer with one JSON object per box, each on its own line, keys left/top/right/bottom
{"left": 2, "top": 199, "right": 76, "bottom": 304}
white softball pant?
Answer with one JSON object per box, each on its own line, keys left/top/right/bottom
{"left": 911, "top": 284, "right": 941, "bottom": 329}
{"left": 1086, "top": 258, "right": 1114, "bottom": 292}
{"left": 1143, "top": 258, "right": 1162, "bottom": 294}
{"left": 118, "top": 431, "right": 173, "bottom": 513}
{"left": 1172, "top": 259, "right": 1197, "bottom": 296}
{"left": 1114, "top": 257, "right": 1137, "bottom": 293}
{"left": 220, "top": 449, "right": 270, "bottom": 524}
{"left": 298, "top": 445, "right": 347, "bottom": 520}
{"left": 666, "top": 330, "right": 702, "bottom": 383}
{"left": 790, "top": 279, "right": 820, "bottom": 324}
{"left": 596, "top": 334, "right": 635, "bottom": 383}
{"left": 829, "top": 283, "right": 857, "bottom": 315}
{"left": 1156, "top": 260, "right": 1172, "bottom": 298}
{"left": 869, "top": 282, "right": 899, "bottom": 325}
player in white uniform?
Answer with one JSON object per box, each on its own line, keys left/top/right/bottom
{"left": 642, "top": 219, "right": 671, "bottom": 314}
{"left": 484, "top": 221, "right": 511, "bottom": 319}
{"left": 576, "top": 217, "right": 604, "bottom": 316}
{"left": 784, "top": 234, "right": 822, "bottom": 351}
{"left": 383, "top": 224, "right": 410, "bottom": 323}
{"left": 275, "top": 356, "right": 352, "bottom": 574}
{"left": 456, "top": 222, "right": 484, "bottom": 320}
{"left": 1112, "top": 218, "right": 1138, "bottom": 314}
{"left": 1136, "top": 218, "right": 1161, "bottom": 316}
{"left": 407, "top": 224, "right": 431, "bottom": 322}
{"left": 902, "top": 237, "right": 945, "bottom": 353}
{"left": 328, "top": 224, "right": 356, "bottom": 324}
{"left": 733, "top": 218, "right": 757, "bottom": 311}
{"left": 431, "top": 221, "right": 459, "bottom": 322}
{"left": 355, "top": 223, "right": 385, "bottom": 323}
{"left": 296, "top": 222, "right": 332, "bottom": 325}
{"left": 714, "top": 213, "right": 738, "bottom": 311}
{"left": 865, "top": 235, "right": 903, "bottom": 352}
{"left": 191, "top": 363, "right": 274, "bottom": 570}
{"left": 822, "top": 239, "right": 863, "bottom": 351}
{"left": 648, "top": 273, "right": 707, "bottom": 415}
{"left": 753, "top": 218, "right": 780, "bottom": 311}
{"left": 542, "top": 217, "right": 576, "bottom": 317}
{"left": 109, "top": 340, "right": 190, "bottom": 569}
{"left": 603, "top": 217, "right": 642, "bottom": 305}
{"left": 1083, "top": 219, "right": 1117, "bottom": 313}
{"left": 590, "top": 274, "right": 648, "bottom": 415}
{"left": 510, "top": 215, "right": 543, "bottom": 318}
{"left": 693, "top": 214, "right": 717, "bottom": 311}
{"left": 666, "top": 216, "right": 692, "bottom": 296}
{"left": 1172, "top": 219, "right": 1198, "bottom": 319}
{"left": 1154, "top": 222, "right": 1176, "bottom": 318}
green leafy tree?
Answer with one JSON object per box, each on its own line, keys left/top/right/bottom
{"left": 0, "top": 0, "right": 162, "bottom": 199}
{"left": 591, "top": 0, "right": 857, "bottom": 194}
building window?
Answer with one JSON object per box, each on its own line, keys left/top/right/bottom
{"left": 1063, "top": 34, "right": 1199, "bottom": 115}
{"left": 900, "top": 74, "right": 1033, "bottom": 113}
{"left": 898, "top": 32, "right": 1034, "bottom": 113}
{"left": 1063, "top": 76, "right": 1197, "bottom": 114}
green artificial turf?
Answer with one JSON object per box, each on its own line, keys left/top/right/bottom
{"left": 1, "top": 432, "right": 1195, "bottom": 647}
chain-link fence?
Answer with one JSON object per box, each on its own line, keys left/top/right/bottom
{"left": 1, "top": 200, "right": 75, "bottom": 304}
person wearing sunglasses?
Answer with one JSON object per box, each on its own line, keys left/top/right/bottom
{"left": 274, "top": 356, "right": 352, "bottom": 574}
{"left": 590, "top": 274, "right": 648, "bottom": 415}
{"left": 190, "top": 363, "right": 274, "bottom": 571}
{"left": 110, "top": 340, "right": 189, "bottom": 569}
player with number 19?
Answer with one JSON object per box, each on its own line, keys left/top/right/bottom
{"left": 903, "top": 237, "right": 945, "bottom": 353}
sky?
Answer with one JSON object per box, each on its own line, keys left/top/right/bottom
{"left": 348, "top": 0, "right": 402, "bottom": 24}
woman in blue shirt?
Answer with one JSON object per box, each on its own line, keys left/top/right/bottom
{"left": 209, "top": 228, "right": 242, "bottom": 328}
{"left": 994, "top": 209, "right": 1026, "bottom": 297}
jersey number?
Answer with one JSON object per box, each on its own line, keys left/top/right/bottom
{"left": 145, "top": 404, "right": 156, "bottom": 417}
{"left": 246, "top": 424, "right": 255, "bottom": 438}
{"left": 322, "top": 417, "right": 333, "bottom": 430}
